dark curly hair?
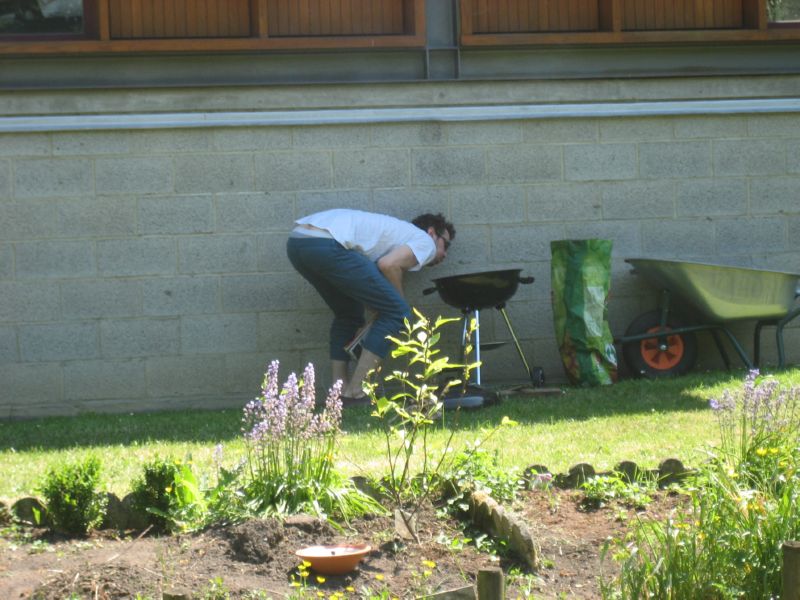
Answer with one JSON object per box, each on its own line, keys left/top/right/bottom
{"left": 412, "top": 213, "right": 456, "bottom": 241}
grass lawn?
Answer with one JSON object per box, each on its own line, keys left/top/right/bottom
{"left": 1, "top": 367, "right": 798, "bottom": 499}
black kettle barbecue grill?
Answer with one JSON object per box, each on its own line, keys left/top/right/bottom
{"left": 423, "top": 268, "right": 545, "bottom": 408}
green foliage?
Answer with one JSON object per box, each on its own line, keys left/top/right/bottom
{"left": 603, "top": 372, "right": 800, "bottom": 599}
{"left": 580, "top": 473, "right": 656, "bottom": 510}
{"left": 445, "top": 443, "right": 523, "bottom": 508}
{"left": 366, "top": 311, "right": 471, "bottom": 512}
{"left": 200, "top": 576, "right": 231, "bottom": 600}
{"left": 39, "top": 456, "right": 106, "bottom": 535}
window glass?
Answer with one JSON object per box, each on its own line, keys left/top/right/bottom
{"left": 0, "top": 0, "right": 84, "bottom": 35}
{"left": 771, "top": 0, "right": 800, "bottom": 21}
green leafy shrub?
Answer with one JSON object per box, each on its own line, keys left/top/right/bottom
{"left": 39, "top": 456, "right": 106, "bottom": 535}
{"left": 130, "top": 458, "right": 180, "bottom": 533}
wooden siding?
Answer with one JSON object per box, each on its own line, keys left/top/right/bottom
{"left": 468, "top": 0, "right": 600, "bottom": 33}
{"left": 266, "top": 0, "right": 409, "bottom": 36}
{"left": 109, "top": 0, "right": 252, "bottom": 39}
{"left": 621, "top": 0, "right": 744, "bottom": 30}
{"left": 459, "top": 0, "right": 786, "bottom": 45}
{"left": 2, "top": 0, "right": 797, "bottom": 55}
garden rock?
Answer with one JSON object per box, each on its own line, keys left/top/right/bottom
{"left": 11, "top": 497, "right": 48, "bottom": 526}
{"left": 658, "top": 458, "right": 689, "bottom": 486}
{"left": 556, "top": 463, "right": 595, "bottom": 488}
{"left": 394, "top": 508, "right": 418, "bottom": 540}
{"left": 101, "top": 493, "right": 127, "bottom": 530}
{"left": 0, "top": 500, "right": 10, "bottom": 525}
{"left": 523, "top": 464, "right": 551, "bottom": 489}
{"left": 120, "top": 493, "right": 149, "bottom": 531}
{"left": 614, "top": 460, "right": 642, "bottom": 482}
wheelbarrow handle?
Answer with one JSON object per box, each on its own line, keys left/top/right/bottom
{"left": 423, "top": 286, "right": 438, "bottom": 296}
{"left": 519, "top": 276, "right": 535, "bottom": 285}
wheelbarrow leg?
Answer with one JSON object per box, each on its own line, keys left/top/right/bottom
{"left": 717, "top": 326, "right": 754, "bottom": 370}
{"left": 753, "top": 319, "right": 768, "bottom": 367}
{"left": 776, "top": 305, "right": 800, "bottom": 369}
{"left": 710, "top": 329, "right": 732, "bottom": 370}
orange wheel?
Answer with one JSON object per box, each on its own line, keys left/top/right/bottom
{"left": 640, "top": 326, "right": 685, "bottom": 370}
{"left": 623, "top": 311, "right": 697, "bottom": 378}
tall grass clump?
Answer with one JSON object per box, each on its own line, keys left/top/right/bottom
{"left": 242, "top": 360, "right": 384, "bottom": 521}
{"left": 603, "top": 370, "right": 800, "bottom": 599}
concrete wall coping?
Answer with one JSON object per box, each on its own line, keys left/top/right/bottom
{"left": 3, "top": 97, "right": 800, "bottom": 133}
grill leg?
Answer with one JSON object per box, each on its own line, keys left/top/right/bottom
{"left": 498, "top": 306, "right": 533, "bottom": 382}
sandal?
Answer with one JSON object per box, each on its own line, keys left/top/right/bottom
{"left": 340, "top": 395, "right": 371, "bottom": 407}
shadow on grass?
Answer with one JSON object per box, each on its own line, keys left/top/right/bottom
{"left": 0, "top": 369, "right": 755, "bottom": 452}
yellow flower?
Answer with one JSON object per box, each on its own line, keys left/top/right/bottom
{"left": 756, "top": 448, "right": 768, "bottom": 457}
{"left": 317, "top": 592, "right": 325, "bottom": 598}
{"left": 422, "top": 560, "right": 436, "bottom": 568}
{"left": 290, "top": 581, "right": 301, "bottom": 588}
{"left": 316, "top": 576, "right": 326, "bottom": 584}
{"left": 423, "top": 570, "right": 432, "bottom": 577}
{"left": 374, "top": 574, "right": 385, "bottom": 581}
{"left": 346, "top": 586, "right": 355, "bottom": 592}
{"left": 299, "top": 570, "right": 309, "bottom": 578}
{"left": 302, "top": 560, "right": 312, "bottom": 568}
{"left": 770, "top": 448, "right": 780, "bottom": 455}
{"left": 165, "top": 486, "right": 172, "bottom": 493}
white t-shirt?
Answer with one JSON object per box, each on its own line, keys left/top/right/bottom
{"left": 296, "top": 209, "right": 437, "bottom": 272}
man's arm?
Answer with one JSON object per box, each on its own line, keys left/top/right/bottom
{"left": 376, "top": 245, "right": 419, "bottom": 297}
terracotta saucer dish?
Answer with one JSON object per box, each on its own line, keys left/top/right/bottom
{"left": 295, "top": 543, "right": 372, "bottom": 575}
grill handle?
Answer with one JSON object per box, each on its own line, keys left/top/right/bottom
{"left": 422, "top": 286, "right": 437, "bottom": 296}
{"left": 519, "top": 276, "right": 534, "bottom": 285}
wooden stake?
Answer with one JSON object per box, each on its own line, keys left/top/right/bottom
{"left": 477, "top": 567, "right": 504, "bottom": 599}
{"left": 785, "top": 541, "right": 800, "bottom": 600}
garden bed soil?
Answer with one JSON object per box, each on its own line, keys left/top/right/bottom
{"left": 0, "top": 489, "right": 685, "bottom": 599}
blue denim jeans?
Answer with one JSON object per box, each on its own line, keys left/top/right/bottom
{"left": 286, "top": 236, "right": 411, "bottom": 361}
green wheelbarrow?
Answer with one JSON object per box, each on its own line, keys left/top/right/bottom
{"left": 618, "top": 258, "right": 800, "bottom": 378}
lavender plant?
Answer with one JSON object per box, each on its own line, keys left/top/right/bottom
{"left": 711, "top": 370, "right": 799, "bottom": 481}
{"left": 242, "top": 361, "right": 384, "bottom": 521}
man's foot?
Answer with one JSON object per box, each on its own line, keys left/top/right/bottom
{"left": 340, "top": 395, "right": 371, "bottom": 407}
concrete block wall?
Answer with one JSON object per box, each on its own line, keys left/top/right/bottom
{"left": 1, "top": 81, "right": 799, "bottom": 417}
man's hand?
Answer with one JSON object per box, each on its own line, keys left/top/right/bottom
{"left": 377, "top": 245, "right": 418, "bottom": 296}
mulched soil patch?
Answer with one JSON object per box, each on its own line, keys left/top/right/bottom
{"left": 512, "top": 487, "right": 687, "bottom": 599}
{"left": 0, "top": 489, "right": 687, "bottom": 599}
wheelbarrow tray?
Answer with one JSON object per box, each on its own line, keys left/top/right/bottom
{"left": 626, "top": 258, "right": 800, "bottom": 322}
